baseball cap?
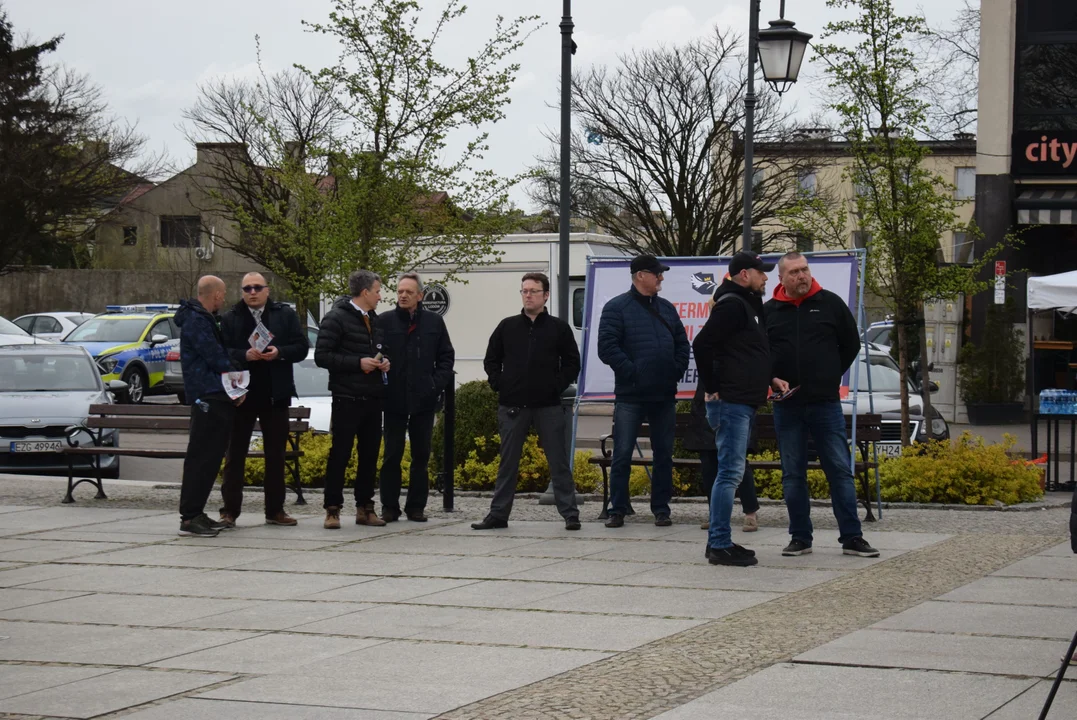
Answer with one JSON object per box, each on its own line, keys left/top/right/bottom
{"left": 630, "top": 254, "right": 671, "bottom": 274}
{"left": 728, "top": 251, "right": 776, "bottom": 276}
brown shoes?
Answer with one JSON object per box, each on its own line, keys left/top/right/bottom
{"left": 324, "top": 507, "right": 341, "bottom": 530}
{"left": 405, "top": 511, "right": 428, "bottom": 522}
{"left": 380, "top": 508, "right": 402, "bottom": 523}
{"left": 266, "top": 511, "right": 298, "bottom": 526}
{"left": 356, "top": 504, "right": 386, "bottom": 527}
{"left": 218, "top": 512, "right": 237, "bottom": 529}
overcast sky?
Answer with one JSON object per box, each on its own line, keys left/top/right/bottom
{"left": 5, "top": 0, "right": 967, "bottom": 210}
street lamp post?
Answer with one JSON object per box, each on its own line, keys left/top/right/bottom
{"left": 741, "top": 0, "right": 812, "bottom": 251}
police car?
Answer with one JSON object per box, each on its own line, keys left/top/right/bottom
{"left": 62, "top": 305, "right": 180, "bottom": 404}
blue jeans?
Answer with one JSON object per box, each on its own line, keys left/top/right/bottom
{"left": 706, "top": 400, "right": 755, "bottom": 550}
{"left": 609, "top": 400, "right": 675, "bottom": 517}
{"left": 773, "top": 401, "right": 863, "bottom": 545}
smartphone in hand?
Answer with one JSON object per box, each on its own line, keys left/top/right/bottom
{"left": 771, "top": 385, "right": 800, "bottom": 402}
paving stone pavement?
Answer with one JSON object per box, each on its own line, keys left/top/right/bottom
{"left": 0, "top": 473, "right": 1074, "bottom": 718}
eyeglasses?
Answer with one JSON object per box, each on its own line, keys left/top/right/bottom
{"left": 520, "top": 289, "right": 546, "bottom": 296}
{"left": 639, "top": 270, "right": 664, "bottom": 278}
{"left": 241, "top": 285, "right": 267, "bottom": 294}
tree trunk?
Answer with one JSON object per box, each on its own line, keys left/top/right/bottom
{"left": 896, "top": 317, "right": 912, "bottom": 446}
{"left": 917, "top": 303, "right": 935, "bottom": 433}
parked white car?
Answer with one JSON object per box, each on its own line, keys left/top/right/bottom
{"left": 293, "top": 349, "right": 331, "bottom": 432}
{"left": 0, "top": 317, "right": 48, "bottom": 346}
{"left": 13, "top": 312, "right": 94, "bottom": 341}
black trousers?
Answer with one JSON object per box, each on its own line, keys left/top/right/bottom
{"left": 380, "top": 410, "right": 434, "bottom": 514}
{"left": 700, "top": 449, "right": 760, "bottom": 515}
{"left": 179, "top": 396, "right": 235, "bottom": 521}
{"left": 220, "top": 400, "right": 289, "bottom": 519}
{"left": 324, "top": 396, "right": 383, "bottom": 509}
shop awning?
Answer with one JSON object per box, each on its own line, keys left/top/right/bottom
{"left": 1016, "top": 187, "right": 1077, "bottom": 224}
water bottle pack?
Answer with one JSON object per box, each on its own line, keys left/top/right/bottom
{"left": 1040, "top": 389, "right": 1077, "bottom": 415}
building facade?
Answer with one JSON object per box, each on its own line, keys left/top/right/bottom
{"left": 976, "top": 0, "right": 1077, "bottom": 393}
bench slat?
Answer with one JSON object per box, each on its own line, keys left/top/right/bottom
{"left": 83, "top": 417, "right": 309, "bottom": 432}
{"left": 87, "top": 404, "right": 312, "bottom": 419}
{"left": 66, "top": 447, "right": 304, "bottom": 458}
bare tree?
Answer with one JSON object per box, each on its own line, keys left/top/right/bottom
{"left": 919, "top": 0, "right": 979, "bottom": 138}
{"left": 529, "top": 28, "right": 831, "bottom": 257}
{"left": 183, "top": 62, "right": 344, "bottom": 323}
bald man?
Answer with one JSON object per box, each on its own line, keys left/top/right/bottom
{"left": 219, "top": 272, "right": 307, "bottom": 527}
{"left": 174, "top": 275, "right": 241, "bottom": 537}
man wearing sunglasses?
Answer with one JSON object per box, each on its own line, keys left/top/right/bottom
{"left": 218, "top": 272, "right": 309, "bottom": 528}
{"left": 598, "top": 254, "right": 691, "bottom": 528}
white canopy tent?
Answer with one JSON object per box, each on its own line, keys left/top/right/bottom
{"left": 1028, "top": 270, "right": 1077, "bottom": 315}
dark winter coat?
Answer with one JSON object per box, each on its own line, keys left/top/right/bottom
{"left": 597, "top": 286, "right": 691, "bottom": 403}
{"left": 174, "top": 298, "right": 234, "bottom": 403}
{"left": 376, "top": 305, "right": 455, "bottom": 416}
{"left": 484, "top": 309, "right": 580, "bottom": 408}
{"left": 763, "top": 282, "right": 861, "bottom": 405}
{"left": 313, "top": 297, "right": 386, "bottom": 399}
{"left": 220, "top": 298, "right": 309, "bottom": 405}
{"left": 692, "top": 279, "right": 771, "bottom": 407}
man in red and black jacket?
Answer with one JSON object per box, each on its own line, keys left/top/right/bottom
{"left": 763, "top": 251, "right": 878, "bottom": 559}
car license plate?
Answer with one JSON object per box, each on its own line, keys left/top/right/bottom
{"left": 874, "top": 443, "right": 903, "bottom": 459}
{"left": 10, "top": 440, "right": 63, "bottom": 453}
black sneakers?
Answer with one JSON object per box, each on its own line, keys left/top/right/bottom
{"left": 471, "top": 516, "right": 508, "bottom": 530}
{"left": 707, "top": 544, "right": 758, "bottom": 567}
{"left": 565, "top": 517, "right": 582, "bottom": 531}
{"left": 179, "top": 514, "right": 220, "bottom": 537}
{"left": 604, "top": 514, "right": 624, "bottom": 528}
{"left": 706, "top": 543, "right": 756, "bottom": 559}
{"left": 654, "top": 513, "right": 672, "bottom": 527}
{"left": 842, "top": 537, "right": 880, "bottom": 557}
{"left": 782, "top": 539, "right": 813, "bottom": 556}
{"left": 204, "top": 515, "right": 233, "bottom": 532}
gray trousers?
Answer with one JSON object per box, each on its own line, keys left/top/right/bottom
{"left": 489, "top": 405, "right": 578, "bottom": 521}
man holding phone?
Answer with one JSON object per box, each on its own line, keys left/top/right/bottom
{"left": 314, "top": 269, "right": 391, "bottom": 529}
{"left": 764, "top": 252, "right": 878, "bottom": 558}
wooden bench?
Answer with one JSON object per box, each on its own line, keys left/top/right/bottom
{"left": 61, "top": 404, "right": 312, "bottom": 504}
{"left": 589, "top": 411, "right": 882, "bottom": 520}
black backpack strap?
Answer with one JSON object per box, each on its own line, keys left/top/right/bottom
{"left": 635, "top": 295, "right": 678, "bottom": 337}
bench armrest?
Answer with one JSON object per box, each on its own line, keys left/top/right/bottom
{"left": 64, "top": 423, "right": 101, "bottom": 449}
{"left": 599, "top": 432, "right": 613, "bottom": 458}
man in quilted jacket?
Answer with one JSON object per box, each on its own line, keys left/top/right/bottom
{"left": 597, "top": 255, "right": 690, "bottom": 528}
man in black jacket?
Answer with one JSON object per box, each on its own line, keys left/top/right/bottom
{"left": 314, "top": 269, "right": 391, "bottom": 530}
{"left": 174, "top": 275, "right": 239, "bottom": 538}
{"left": 218, "top": 272, "right": 309, "bottom": 528}
{"left": 764, "top": 252, "right": 878, "bottom": 558}
{"left": 474, "top": 272, "right": 582, "bottom": 531}
{"left": 376, "top": 272, "right": 455, "bottom": 523}
{"left": 693, "top": 251, "right": 782, "bottom": 566}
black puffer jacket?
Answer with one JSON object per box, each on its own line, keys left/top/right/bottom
{"left": 314, "top": 297, "right": 386, "bottom": 398}
{"left": 376, "top": 305, "right": 455, "bottom": 415}
{"left": 692, "top": 279, "right": 772, "bottom": 407}
{"left": 220, "top": 299, "right": 309, "bottom": 405}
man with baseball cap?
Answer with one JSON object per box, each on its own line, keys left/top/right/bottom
{"left": 597, "top": 254, "right": 690, "bottom": 528}
{"left": 693, "top": 251, "right": 786, "bottom": 566}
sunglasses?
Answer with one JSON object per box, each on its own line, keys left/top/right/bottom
{"left": 241, "top": 285, "right": 267, "bottom": 294}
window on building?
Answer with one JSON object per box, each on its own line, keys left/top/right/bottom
{"left": 852, "top": 231, "right": 871, "bottom": 249}
{"left": 1024, "top": 0, "right": 1077, "bottom": 34}
{"left": 798, "top": 170, "right": 817, "bottom": 196}
{"left": 751, "top": 168, "right": 765, "bottom": 190}
{"left": 159, "top": 216, "right": 201, "bottom": 248}
{"left": 953, "top": 231, "right": 974, "bottom": 264}
{"left": 122, "top": 226, "right": 138, "bottom": 246}
{"left": 795, "top": 234, "right": 814, "bottom": 253}
{"left": 751, "top": 231, "right": 764, "bottom": 253}
{"left": 854, "top": 180, "right": 870, "bottom": 199}
{"left": 955, "top": 168, "right": 975, "bottom": 199}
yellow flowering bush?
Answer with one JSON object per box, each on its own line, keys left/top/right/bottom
{"left": 458, "top": 434, "right": 604, "bottom": 493}
{"left": 877, "top": 433, "right": 1043, "bottom": 505}
{"left": 236, "top": 433, "right": 411, "bottom": 487}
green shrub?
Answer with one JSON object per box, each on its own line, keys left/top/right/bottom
{"left": 748, "top": 448, "right": 831, "bottom": 500}
{"left": 457, "top": 433, "right": 603, "bottom": 493}
{"left": 234, "top": 433, "right": 411, "bottom": 487}
{"left": 431, "top": 380, "right": 499, "bottom": 476}
{"left": 877, "top": 432, "right": 1043, "bottom": 505}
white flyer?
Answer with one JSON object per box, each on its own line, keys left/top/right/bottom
{"left": 221, "top": 371, "right": 250, "bottom": 400}
{"left": 248, "top": 321, "right": 273, "bottom": 352}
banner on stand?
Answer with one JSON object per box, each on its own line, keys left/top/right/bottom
{"left": 578, "top": 254, "right": 860, "bottom": 399}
